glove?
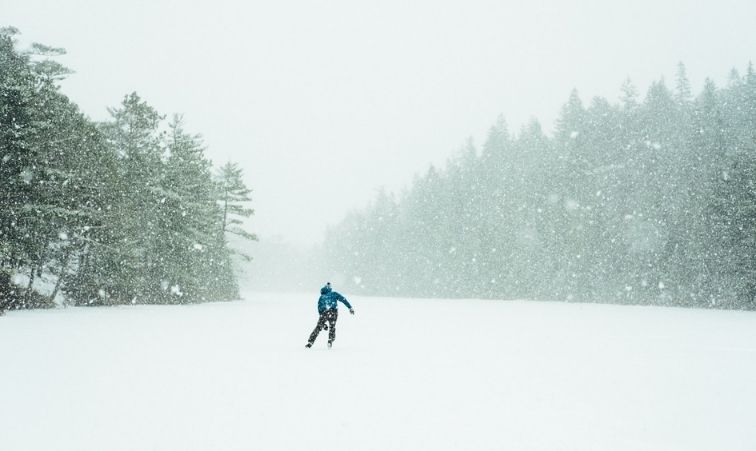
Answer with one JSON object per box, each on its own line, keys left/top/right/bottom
{"left": 349, "top": 308, "right": 355, "bottom": 315}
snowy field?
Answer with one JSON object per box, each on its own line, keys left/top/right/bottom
{"left": 1, "top": 292, "right": 755, "bottom": 451}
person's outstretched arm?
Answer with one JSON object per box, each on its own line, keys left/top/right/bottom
{"left": 335, "top": 292, "right": 355, "bottom": 314}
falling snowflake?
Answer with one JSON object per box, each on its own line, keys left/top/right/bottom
{"left": 20, "top": 168, "right": 33, "bottom": 184}
{"left": 564, "top": 199, "right": 580, "bottom": 211}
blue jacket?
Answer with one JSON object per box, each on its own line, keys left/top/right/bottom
{"left": 317, "top": 286, "right": 352, "bottom": 314}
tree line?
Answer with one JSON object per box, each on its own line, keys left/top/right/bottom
{"left": 324, "top": 63, "right": 756, "bottom": 310}
{"left": 0, "top": 27, "right": 256, "bottom": 311}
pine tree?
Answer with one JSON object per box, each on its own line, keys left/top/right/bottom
{"left": 0, "top": 27, "right": 41, "bottom": 280}
{"left": 620, "top": 78, "right": 639, "bottom": 110}
{"left": 217, "top": 162, "right": 257, "bottom": 256}
{"left": 675, "top": 62, "right": 693, "bottom": 104}
{"left": 91, "top": 93, "right": 166, "bottom": 304}
{"left": 1, "top": 28, "right": 113, "bottom": 308}
{"left": 215, "top": 162, "right": 257, "bottom": 299}
{"left": 156, "top": 116, "right": 235, "bottom": 302}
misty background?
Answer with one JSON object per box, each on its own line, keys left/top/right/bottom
{"left": 3, "top": 0, "right": 756, "bottom": 301}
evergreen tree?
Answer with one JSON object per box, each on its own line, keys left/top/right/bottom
{"left": 0, "top": 27, "right": 42, "bottom": 280}
{"left": 88, "top": 93, "right": 166, "bottom": 304}
{"left": 675, "top": 62, "right": 693, "bottom": 104}
{"left": 216, "top": 162, "right": 257, "bottom": 297}
{"left": 1, "top": 28, "right": 115, "bottom": 308}
{"left": 155, "top": 116, "right": 233, "bottom": 302}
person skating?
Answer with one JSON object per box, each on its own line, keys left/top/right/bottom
{"left": 306, "top": 282, "right": 354, "bottom": 348}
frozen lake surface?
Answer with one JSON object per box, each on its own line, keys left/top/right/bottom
{"left": 1, "top": 292, "right": 755, "bottom": 451}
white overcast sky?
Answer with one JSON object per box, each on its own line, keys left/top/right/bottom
{"left": 5, "top": 0, "right": 756, "bottom": 245}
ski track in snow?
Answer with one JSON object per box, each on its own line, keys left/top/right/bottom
{"left": 1, "top": 292, "right": 755, "bottom": 451}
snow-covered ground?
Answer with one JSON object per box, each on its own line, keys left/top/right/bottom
{"left": 1, "top": 292, "right": 755, "bottom": 451}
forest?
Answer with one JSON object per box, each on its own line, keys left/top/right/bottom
{"left": 0, "top": 27, "right": 256, "bottom": 310}
{"left": 324, "top": 64, "right": 756, "bottom": 310}
{"left": 3, "top": 25, "right": 755, "bottom": 312}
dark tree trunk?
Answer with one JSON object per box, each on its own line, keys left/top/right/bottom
{"left": 49, "top": 250, "right": 73, "bottom": 305}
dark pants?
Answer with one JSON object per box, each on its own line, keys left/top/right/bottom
{"left": 308, "top": 309, "right": 338, "bottom": 344}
